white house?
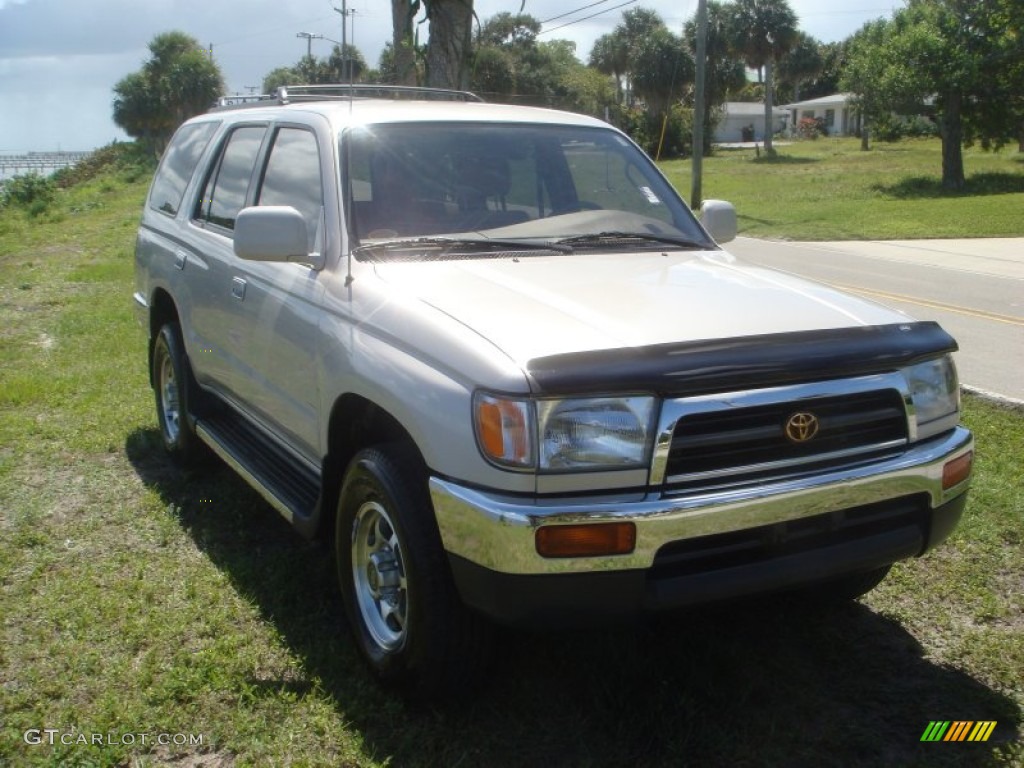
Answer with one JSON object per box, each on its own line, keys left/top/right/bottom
{"left": 780, "top": 93, "right": 861, "bottom": 136}
{"left": 713, "top": 102, "right": 790, "bottom": 143}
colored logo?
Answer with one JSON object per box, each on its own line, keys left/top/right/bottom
{"left": 785, "top": 412, "right": 820, "bottom": 443}
{"left": 921, "top": 721, "right": 997, "bottom": 742}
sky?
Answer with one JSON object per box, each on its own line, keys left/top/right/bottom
{"left": 0, "top": 0, "right": 903, "bottom": 153}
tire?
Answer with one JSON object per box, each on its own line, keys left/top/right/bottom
{"left": 151, "top": 322, "right": 206, "bottom": 465}
{"left": 335, "top": 445, "right": 491, "bottom": 700}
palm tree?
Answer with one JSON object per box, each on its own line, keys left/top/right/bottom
{"left": 777, "top": 31, "right": 824, "bottom": 103}
{"left": 725, "top": 0, "right": 799, "bottom": 154}
{"left": 685, "top": 0, "right": 748, "bottom": 155}
{"left": 112, "top": 32, "right": 223, "bottom": 156}
{"left": 589, "top": 33, "right": 629, "bottom": 104}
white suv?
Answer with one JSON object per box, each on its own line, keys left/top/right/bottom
{"left": 134, "top": 85, "right": 973, "bottom": 698}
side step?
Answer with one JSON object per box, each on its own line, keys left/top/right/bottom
{"left": 196, "top": 411, "right": 321, "bottom": 531}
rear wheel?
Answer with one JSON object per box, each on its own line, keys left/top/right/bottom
{"left": 336, "top": 445, "right": 491, "bottom": 699}
{"left": 152, "top": 322, "right": 206, "bottom": 465}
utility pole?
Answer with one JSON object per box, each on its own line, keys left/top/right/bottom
{"left": 332, "top": 1, "right": 355, "bottom": 82}
{"left": 691, "top": 0, "right": 708, "bottom": 210}
{"left": 296, "top": 31, "right": 323, "bottom": 59}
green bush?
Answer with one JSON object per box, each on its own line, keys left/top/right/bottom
{"left": 873, "top": 113, "right": 938, "bottom": 142}
{"left": 0, "top": 173, "right": 58, "bottom": 211}
{"left": 51, "top": 141, "right": 155, "bottom": 189}
{"left": 610, "top": 104, "right": 694, "bottom": 159}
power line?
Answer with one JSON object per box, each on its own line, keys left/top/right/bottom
{"left": 799, "top": 8, "right": 895, "bottom": 16}
{"left": 539, "top": 0, "right": 612, "bottom": 26}
{"left": 539, "top": 0, "right": 639, "bottom": 36}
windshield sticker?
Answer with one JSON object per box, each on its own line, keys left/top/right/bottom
{"left": 639, "top": 186, "right": 661, "bottom": 204}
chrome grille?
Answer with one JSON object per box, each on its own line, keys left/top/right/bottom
{"left": 659, "top": 383, "right": 909, "bottom": 492}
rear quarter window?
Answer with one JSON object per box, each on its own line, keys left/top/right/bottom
{"left": 148, "top": 121, "right": 219, "bottom": 217}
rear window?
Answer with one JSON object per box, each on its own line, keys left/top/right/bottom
{"left": 194, "top": 125, "right": 267, "bottom": 232}
{"left": 148, "top": 121, "right": 219, "bottom": 217}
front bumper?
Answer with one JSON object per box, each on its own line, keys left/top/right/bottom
{"left": 430, "top": 427, "right": 973, "bottom": 622}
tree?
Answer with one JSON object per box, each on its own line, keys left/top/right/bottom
{"left": 587, "top": 9, "right": 668, "bottom": 107}
{"left": 776, "top": 31, "right": 823, "bottom": 103}
{"left": 261, "top": 44, "right": 368, "bottom": 94}
{"left": 477, "top": 11, "right": 539, "bottom": 47}
{"left": 113, "top": 31, "right": 224, "bottom": 155}
{"left": 468, "top": 13, "right": 615, "bottom": 116}
{"left": 799, "top": 40, "right": 847, "bottom": 101}
{"left": 631, "top": 29, "right": 695, "bottom": 158}
{"left": 724, "top": 0, "right": 799, "bottom": 155}
{"left": 390, "top": 0, "right": 419, "bottom": 85}
{"left": 631, "top": 29, "right": 694, "bottom": 118}
{"left": 112, "top": 72, "right": 161, "bottom": 150}
{"left": 842, "top": 0, "right": 1024, "bottom": 188}
{"left": 390, "top": 0, "right": 475, "bottom": 89}
{"left": 262, "top": 66, "right": 301, "bottom": 93}
{"left": 328, "top": 43, "right": 367, "bottom": 82}
{"left": 549, "top": 50, "right": 616, "bottom": 117}
{"left": 840, "top": 19, "right": 891, "bottom": 151}
{"left": 685, "top": 0, "right": 748, "bottom": 154}
{"left": 589, "top": 33, "right": 629, "bottom": 104}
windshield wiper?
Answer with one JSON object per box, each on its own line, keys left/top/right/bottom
{"left": 353, "top": 236, "right": 572, "bottom": 261}
{"left": 555, "top": 231, "right": 713, "bottom": 251}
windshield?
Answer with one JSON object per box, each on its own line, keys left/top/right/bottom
{"left": 341, "top": 121, "right": 713, "bottom": 254}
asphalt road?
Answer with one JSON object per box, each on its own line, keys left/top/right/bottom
{"left": 725, "top": 237, "right": 1024, "bottom": 402}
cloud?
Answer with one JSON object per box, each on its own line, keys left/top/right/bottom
{"left": 0, "top": 1, "right": 894, "bottom": 152}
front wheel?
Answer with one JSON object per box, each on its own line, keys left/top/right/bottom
{"left": 336, "top": 446, "right": 491, "bottom": 699}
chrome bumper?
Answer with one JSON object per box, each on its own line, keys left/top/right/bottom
{"left": 429, "top": 426, "right": 973, "bottom": 575}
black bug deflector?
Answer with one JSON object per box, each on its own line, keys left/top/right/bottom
{"left": 524, "top": 322, "right": 958, "bottom": 396}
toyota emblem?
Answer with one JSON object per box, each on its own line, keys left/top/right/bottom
{"left": 785, "top": 412, "right": 820, "bottom": 443}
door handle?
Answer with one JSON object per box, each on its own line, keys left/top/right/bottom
{"left": 174, "top": 250, "right": 188, "bottom": 270}
{"left": 232, "top": 277, "right": 247, "bottom": 300}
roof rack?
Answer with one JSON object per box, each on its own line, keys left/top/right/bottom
{"left": 209, "top": 84, "right": 484, "bottom": 112}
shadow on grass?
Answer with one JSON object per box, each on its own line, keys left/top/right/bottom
{"left": 737, "top": 213, "right": 778, "bottom": 227}
{"left": 127, "top": 428, "right": 1020, "bottom": 768}
{"left": 749, "top": 154, "right": 820, "bottom": 165}
{"left": 873, "top": 172, "right": 1024, "bottom": 199}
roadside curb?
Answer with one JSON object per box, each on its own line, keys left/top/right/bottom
{"left": 962, "top": 385, "right": 1024, "bottom": 413}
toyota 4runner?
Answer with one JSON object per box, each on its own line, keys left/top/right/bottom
{"left": 134, "top": 85, "right": 974, "bottom": 697}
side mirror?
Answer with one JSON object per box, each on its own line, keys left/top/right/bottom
{"left": 234, "top": 206, "right": 322, "bottom": 268}
{"left": 699, "top": 199, "right": 737, "bottom": 244}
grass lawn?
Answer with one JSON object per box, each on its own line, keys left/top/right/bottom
{"left": 660, "top": 136, "right": 1024, "bottom": 240}
{"left": 0, "top": 146, "right": 1021, "bottom": 766}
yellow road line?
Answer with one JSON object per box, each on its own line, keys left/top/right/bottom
{"left": 828, "top": 282, "right": 1024, "bottom": 327}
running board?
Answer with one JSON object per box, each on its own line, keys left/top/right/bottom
{"left": 196, "top": 412, "right": 321, "bottom": 531}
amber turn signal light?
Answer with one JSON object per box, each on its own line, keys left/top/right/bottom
{"left": 535, "top": 522, "right": 636, "bottom": 558}
{"left": 942, "top": 451, "right": 973, "bottom": 490}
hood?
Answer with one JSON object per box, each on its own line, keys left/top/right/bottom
{"left": 373, "top": 250, "right": 910, "bottom": 364}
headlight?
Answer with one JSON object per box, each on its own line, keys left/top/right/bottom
{"left": 473, "top": 393, "right": 657, "bottom": 472}
{"left": 901, "top": 355, "right": 960, "bottom": 440}
{"left": 538, "top": 397, "right": 656, "bottom": 470}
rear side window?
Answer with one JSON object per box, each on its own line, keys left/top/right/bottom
{"left": 257, "top": 127, "right": 323, "bottom": 251}
{"left": 148, "top": 121, "right": 219, "bottom": 217}
{"left": 195, "top": 125, "right": 267, "bottom": 232}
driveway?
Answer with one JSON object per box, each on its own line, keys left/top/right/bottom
{"left": 725, "top": 237, "right": 1024, "bottom": 403}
